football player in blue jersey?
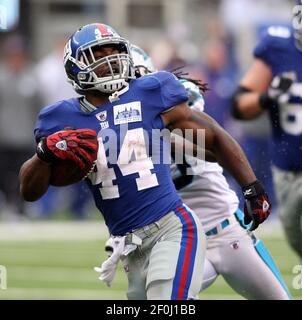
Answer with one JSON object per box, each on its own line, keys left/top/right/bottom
{"left": 232, "top": 3, "right": 302, "bottom": 259}
{"left": 99, "top": 45, "right": 290, "bottom": 300}
{"left": 19, "top": 23, "right": 271, "bottom": 300}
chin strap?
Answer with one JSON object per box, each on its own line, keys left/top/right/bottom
{"left": 109, "top": 83, "right": 129, "bottom": 102}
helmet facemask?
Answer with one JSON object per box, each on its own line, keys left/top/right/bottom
{"left": 75, "top": 39, "right": 135, "bottom": 93}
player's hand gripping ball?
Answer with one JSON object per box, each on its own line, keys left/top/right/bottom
{"left": 36, "top": 129, "right": 98, "bottom": 186}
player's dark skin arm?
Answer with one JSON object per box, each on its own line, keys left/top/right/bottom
{"left": 171, "top": 140, "right": 217, "bottom": 162}
{"left": 19, "top": 154, "right": 51, "bottom": 202}
{"left": 162, "top": 104, "right": 256, "bottom": 186}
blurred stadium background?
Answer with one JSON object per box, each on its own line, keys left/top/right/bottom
{"left": 0, "top": 0, "right": 301, "bottom": 299}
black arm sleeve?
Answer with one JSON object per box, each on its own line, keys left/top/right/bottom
{"left": 231, "top": 86, "right": 252, "bottom": 120}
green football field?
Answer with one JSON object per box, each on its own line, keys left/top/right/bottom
{"left": 0, "top": 220, "right": 301, "bottom": 300}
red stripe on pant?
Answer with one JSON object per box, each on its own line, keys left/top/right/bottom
{"left": 176, "top": 206, "right": 194, "bottom": 299}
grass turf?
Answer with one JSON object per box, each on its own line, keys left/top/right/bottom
{"left": 0, "top": 221, "right": 301, "bottom": 300}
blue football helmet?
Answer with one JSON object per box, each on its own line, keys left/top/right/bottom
{"left": 64, "top": 23, "right": 135, "bottom": 94}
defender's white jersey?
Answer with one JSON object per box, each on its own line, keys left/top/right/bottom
{"left": 171, "top": 158, "right": 239, "bottom": 229}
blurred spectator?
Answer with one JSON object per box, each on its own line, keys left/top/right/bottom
{"left": 34, "top": 37, "right": 76, "bottom": 105}
{"left": 219, "top": 0, "right": 292, "bottom": 69}
{"left": 150, "top": 37, "right": 187, "bottom": 72}
{"left": 161, "top": 40, "right": 186, "bottom": 72}
{"left": 30, "top": 37, "right": 92, "bottom": 219}
{"left": 150, "top": 22, "right": 200, "bottom": 72}
{"left": 0, "top": 34, "right": 40, "bottom": 218}
{"left": 201, "top": 40, "right": 238, "bottom": 129}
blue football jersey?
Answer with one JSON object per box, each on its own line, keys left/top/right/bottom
{"left": 35, "top": 71, "right": 188, "bottom": 235}
{"left": 253, "top": 26, "right": 302, "bottom": 171}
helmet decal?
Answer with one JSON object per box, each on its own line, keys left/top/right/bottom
{"left": 94, "top": 24, "right": 115, "bottom": 39}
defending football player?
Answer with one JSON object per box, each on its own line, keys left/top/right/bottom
{"left": 19, "top": 23, "right": 271, "bottom": 300}
{"left": 232, "top": 3, "right": 302, "bottom": 259}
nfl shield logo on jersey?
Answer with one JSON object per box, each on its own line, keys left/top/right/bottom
{"left": 96, "top": 111, "right": 107, "bottom": 122}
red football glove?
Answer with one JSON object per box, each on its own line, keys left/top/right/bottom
{"left": 242, "top": 180, "right": 271, "bottom": 231}
{"left": 36, "top": 129, "right": 98, "bottom": 170}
